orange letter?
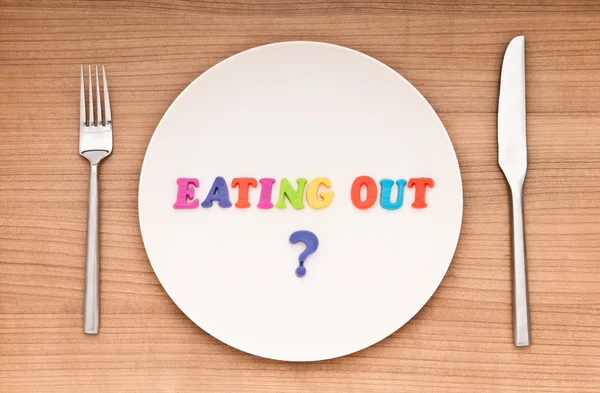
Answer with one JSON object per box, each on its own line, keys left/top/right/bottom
{"left": 351, "top": 176, "right": 377, "bottom": 209}
{"left": 408, "top": 178, "right": 434, "bottom": 208}
{"left": 231, "top": 177, "right": 257, "bottom": 208}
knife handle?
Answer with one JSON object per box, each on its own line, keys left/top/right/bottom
{"left": 510, "top": 184, "right": 531, "bottom": 346}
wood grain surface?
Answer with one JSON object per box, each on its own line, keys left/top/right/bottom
{"left": 1, "top": 1, "right": 599, "bottom": 392}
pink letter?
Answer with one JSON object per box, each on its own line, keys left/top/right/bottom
{"left": 173, "top": 178, "right": 200, "bottom": 209}
{"left": 257, "top": 178, "right": 276, "bottom": 209}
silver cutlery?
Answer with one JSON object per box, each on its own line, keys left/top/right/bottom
{"left": 498, "top": 36, "right": 531, "bottom": 346}
{"left": 79, "top": 65, "right": 112, "bottom": 335}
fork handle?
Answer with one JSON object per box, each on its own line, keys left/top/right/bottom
{"left": 510, "top": 184, "right": 531, "bottom": 346}
{"left": 84, "top": 163, "right": 100, "bottom": 334}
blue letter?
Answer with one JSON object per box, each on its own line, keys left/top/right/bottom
{"left": 201, "top": 176, "right": 233, "bottom": 208}
{"left": 379, "top": 179, "right": 407, "bottom": 210}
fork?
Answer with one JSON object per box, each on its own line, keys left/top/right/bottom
{"left": 80, "top": 65, "right": 112, "bottom": 334}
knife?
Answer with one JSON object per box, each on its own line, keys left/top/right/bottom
{"left": 498, "top": 35, "right": 531, "bottom": 347}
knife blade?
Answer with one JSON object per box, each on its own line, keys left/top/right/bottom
{"left": 498, "top": 35, "right": 531, "bottom": 347}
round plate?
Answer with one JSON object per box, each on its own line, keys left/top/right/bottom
{"left": 139, "top": 41, "right": 462, "bottom": 361}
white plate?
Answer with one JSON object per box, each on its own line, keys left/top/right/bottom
{"left": 139, "top": 41, "right": 462, "bottom": 361}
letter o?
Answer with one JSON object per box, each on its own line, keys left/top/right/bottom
{"left": 351, "top": 176, "right": 377, "bottom": 209}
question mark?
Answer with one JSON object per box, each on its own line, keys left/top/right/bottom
{"left": 289, "top": 230, "right": 319, "bottom": 278}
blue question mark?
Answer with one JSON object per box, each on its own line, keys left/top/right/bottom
{"left": 289, "top": 230, "right": 319, "bottom": 278}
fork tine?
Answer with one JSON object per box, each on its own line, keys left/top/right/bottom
{"left": 102, "top": 65, "right": 111, "bottom": 124}
{"left": 95, "top": 65, "right": 102, "bottom": 126}
{"left": 88, "top": 65, "right": 94, "bottom": 126}
{"left": 80, "top": 65, "right": 86, "bottom": 126}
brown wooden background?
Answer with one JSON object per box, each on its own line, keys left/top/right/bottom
{"left": 1, "top": 1, "right": 599, "bottom": 392}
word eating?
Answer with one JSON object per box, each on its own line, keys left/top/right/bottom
{"left": 173, "top": 176, "right": 434, "bottom": 210}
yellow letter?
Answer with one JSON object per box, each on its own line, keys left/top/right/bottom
{"left": 306, "top": 177, "right": 334, "bottom": 209}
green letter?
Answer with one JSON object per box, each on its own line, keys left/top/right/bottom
{"left": 275, "top": 178, "right": 307, "bottom": 209}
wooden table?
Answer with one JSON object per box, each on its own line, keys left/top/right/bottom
{"left": 1, "top": 1, "right": 599, "bottom": 391}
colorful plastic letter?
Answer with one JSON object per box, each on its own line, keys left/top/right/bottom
{"left": 231, "top": 177, "right": 257, "bottom": 208}
{"left": 257, "top": 178, "right": 276, "bottom": 209}
{"left": 201, "top": 176, "right": 232, "bottom": 208}
{"left": 275, "top": 178, "right": 307, "bottom": 209}
{"left": 351, "top": 176, "right": 377, "bottom": 209}
{"left": 173, "top": 178, "right": 199, "bottom": 209}
{"left": 306, "top": 177, "right": 334, "bottom": 209}
{"left": 379, "top": 179, "right": 408, "bottom": 210}
{"left": 408, "top": 177, "right": 435, "bottom": 208}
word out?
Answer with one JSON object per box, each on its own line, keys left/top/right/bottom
{"left": 173, "top": 176, "right": 434, "bottom": 210}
